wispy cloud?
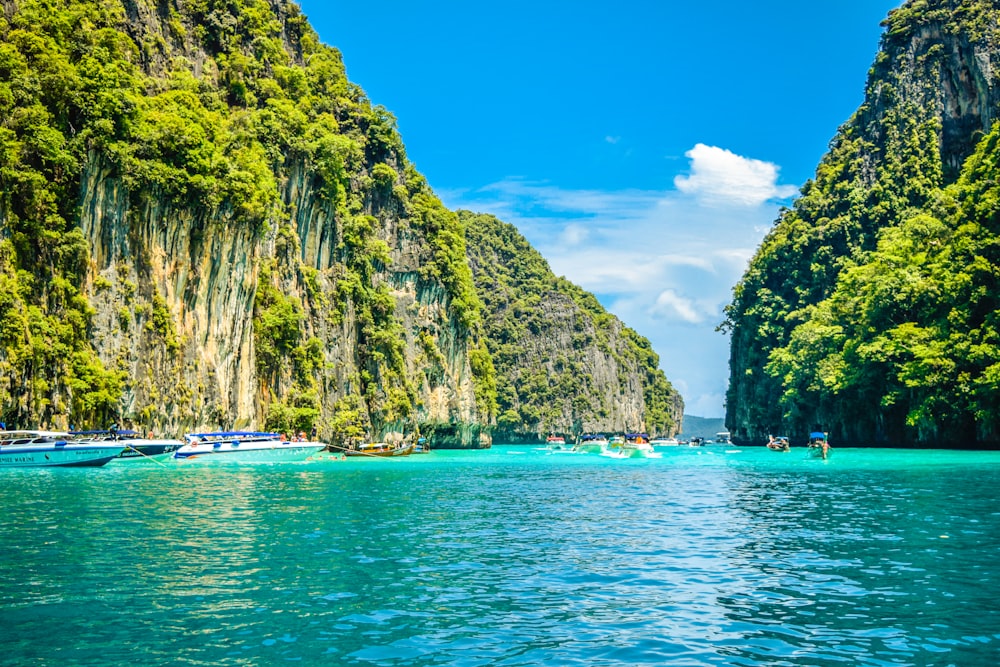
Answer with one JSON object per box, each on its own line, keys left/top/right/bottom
{"left": 650, "top": 289, "right": 704, "bottom": 324}
{"left": 560, "top": 223, "right": 590, "bottom": 246}
{"left": 442, "top": 145, "right": 798, "bottom": 418}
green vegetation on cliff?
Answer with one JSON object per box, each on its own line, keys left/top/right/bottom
{"left": 725, "top": 0, "right": 1000, "bottom": 447}
{"left": 462, "top": 211, "right": 682, "bottom": 440}
{"left": 0, "top": 0, "right": 494, "bottom": 437}
{"left": 0, "top": 2, "right": 133, "bottom": 426}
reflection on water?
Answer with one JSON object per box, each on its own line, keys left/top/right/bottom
{"left": 0, "top": 448, "right": 997, "bottom": 665}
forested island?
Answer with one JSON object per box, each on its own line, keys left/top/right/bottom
{"left": 463, "top": 212, "right": 682, "bottom": 442}
{"left": 0, "top": 0, "right": 680, "bottom": 446}
{"left": 726, "top": 0, "right": 1000, "bottom": 448}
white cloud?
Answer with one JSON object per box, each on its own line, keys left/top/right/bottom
{"left": 548, "top": 248, "right": 674, "bottom": 294}
{"left": 674, "top": 143, "right": 799, "bottom": 207}
{"left": 605, "top": 135, "right": 621, "bottom": 144}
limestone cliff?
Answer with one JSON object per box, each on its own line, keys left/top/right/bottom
{"left": 0, "top": 0, "right": 492, "bottom": 446}
{"left": 462, "top": 212, "right": 683, "bottom": 441}
{"left": 725, "top": 0, "right": 1000, "bottom": 447}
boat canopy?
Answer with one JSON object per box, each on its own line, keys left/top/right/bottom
{"left": 809, "top": 432, "right": 826, "bottom": 440}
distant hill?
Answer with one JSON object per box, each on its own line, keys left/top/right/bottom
{"left": 462, "top": 211, "right": 683, "bottom": 442}
{"left": 679, "top": 415, "right": 727, "bottom": 440}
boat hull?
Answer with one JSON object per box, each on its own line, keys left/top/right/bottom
{"left": 344, "top": 444, "right": 414, "bottom": 458}
{"left": 607, "top": 443, "right": 659, "bottom": 459}
{"left": 112, "top": 439, "right": 184, "bottom": 462}
{"left": 173, "top": 441, "right": 325, "bottom": 462}
{"left": 0, "top": 444, "right": 122, "bottom": 468}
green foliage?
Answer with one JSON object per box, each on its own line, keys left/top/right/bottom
{"left": 264, "top": 386, "right": 320, "bottom": 435}
{"left": 254, "top": 259, "right": 303, "bottom": 377}
{"left": 411, "top": 189, "right": 482, "bottom": 331}
{"left": 148, "top": 293, "right": 180, "bottom": 353}
{"left": 327, "top": 393, "right": 366, "bottom": 445}
{"left": 468, "top": 336, "right": 498, "bottom": 420}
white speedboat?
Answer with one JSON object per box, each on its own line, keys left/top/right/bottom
{"left": 173, "top": 431, "right": 325, "bottom": 462}
{"left": 545, "top": 435, "right": 571, "bottom": 451}
{"left": 71, "top": 429, "right": 184, "bottom": 462}
{"left": 650, "top": 437, "right": 680, "bottom": 446}
{"left": 573, "top": 435, "right": 609, "bottom": 453}
{"left": 0, "top": 430, "right": 123, "bottom": 467}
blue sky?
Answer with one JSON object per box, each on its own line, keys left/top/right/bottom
{"left": 297, "top": 0, "right": 904, "bottom": 418}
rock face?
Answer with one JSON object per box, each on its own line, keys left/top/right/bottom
{"left": 463, "top": 212, "right": 683, "bottom": 441}
{"left": 0, "top": 0, "right": 491, "bottom": 446}
{"left": 725, "top": 0, "right": 1000, "bottom": 446}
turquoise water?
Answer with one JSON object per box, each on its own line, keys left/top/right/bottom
{"left": 1, "top": 445, "right": 998, "bottom": 666}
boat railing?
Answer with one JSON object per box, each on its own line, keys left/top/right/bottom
{"left": 0, "top": 431, "right": 71, "bottom": 446}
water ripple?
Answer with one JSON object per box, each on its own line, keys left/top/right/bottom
{"left": 0, "top": 448, "right": 998, "bottom": 665}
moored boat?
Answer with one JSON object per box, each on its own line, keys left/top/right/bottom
{"left": 545, "top": 434, "right": 570, "bottom": 451}
{"left": 173, "top": 432, "right": 325, "bottom": 462}
{"left": 766, "top": 435, "right": 791, "bottom": 452}
{"left": 0, "top": 430, "right": 123, "bottom": 467}
{"left": 807, "top": 432, "right": 831, "bottom": 459}
{"left": 71, "top": 429, "right": 184, "bottom": 462}
{"left": 343, "top": 442, "right": 414, "bottom": 457}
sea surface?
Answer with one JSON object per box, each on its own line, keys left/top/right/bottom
{"left": 1, "top": 445, "right": 998, "bottom": 666}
